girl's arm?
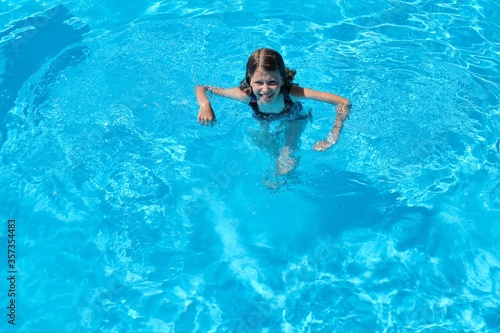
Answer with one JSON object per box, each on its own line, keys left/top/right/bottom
{"left": 195, "top": 85, "right": 249, "bottom": 125}
{"left": 289, "top": 86, "right": 351, "bottom": 151}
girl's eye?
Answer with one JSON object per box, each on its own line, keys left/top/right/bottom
{"left": 252, "top": 80, "right": 278, "bottom": 86}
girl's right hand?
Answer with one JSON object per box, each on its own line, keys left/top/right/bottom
{"left": 197, "top": 103, "right": 216, "bottom": 125}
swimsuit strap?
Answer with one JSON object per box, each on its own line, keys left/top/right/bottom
{"left": 283, "top": 92, "right": 294, "bottom": 106}
{"left": 249, "top": 92, "right": 260, "bottom": 113}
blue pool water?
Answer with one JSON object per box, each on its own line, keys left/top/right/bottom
{"left": 0, "top": 0, "right": 499, "bottom": 332}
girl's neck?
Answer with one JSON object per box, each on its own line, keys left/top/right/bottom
{"left": 257, "top": 93, "right": 285, "bottom": 114}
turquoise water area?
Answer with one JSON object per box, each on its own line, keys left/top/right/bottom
{"left": 0, "top": 0, "right": 499, "bottom": 332}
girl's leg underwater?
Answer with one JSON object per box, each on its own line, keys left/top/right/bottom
{"left": 276, "top": 118, "right": 308, "bottom": 175}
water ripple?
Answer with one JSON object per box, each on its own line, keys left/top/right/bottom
{"left": 1, "top": 1, "right": 499, "bottom": 332}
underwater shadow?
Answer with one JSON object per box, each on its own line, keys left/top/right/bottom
{"left": 291, "top": 165, "right": 437, "bottom": 253}
{"left": 0, "top": 5, "right": 90, "bottom": 146}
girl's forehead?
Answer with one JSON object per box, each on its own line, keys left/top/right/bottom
{"left": 251, "top": 69, "right": 281, "bottom": 79}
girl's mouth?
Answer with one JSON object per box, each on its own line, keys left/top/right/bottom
{"left": 260, "top": 93, "right": 274, "bottom": 101}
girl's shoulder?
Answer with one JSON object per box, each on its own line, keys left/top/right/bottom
{"left": 288, "top": 85, "right": 308, "bottom": 101}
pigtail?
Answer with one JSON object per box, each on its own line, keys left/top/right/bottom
{"left": 239, "top": 78, "right": 252, "bottom": 96}
{"left": 285, "top": 67, "right": 298, "bottom": 92}
{"left": 286, "top": 68, "right": 296, "bottom": 82}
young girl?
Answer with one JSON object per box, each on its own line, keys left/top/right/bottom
{"left": 195, "top": 48, "right": 350, "bottom": 175}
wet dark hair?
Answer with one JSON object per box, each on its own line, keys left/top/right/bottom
{"left": 239, "top": 48, "right": 297, "bottom": 96}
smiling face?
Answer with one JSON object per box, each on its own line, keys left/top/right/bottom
{"left": 249, "top": 68, "right": 284, "bottom": 104}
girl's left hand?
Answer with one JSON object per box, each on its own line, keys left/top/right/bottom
{"left": 312, "top": 140, "right": 333, "bottom": 151}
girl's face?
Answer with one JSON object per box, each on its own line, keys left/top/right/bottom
{"left": 249, "top": 69, "right": 284, "bottom": 104}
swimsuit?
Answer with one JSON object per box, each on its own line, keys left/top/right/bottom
{"left": 249, "top": 91, "right": 311, "bottom": 121}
